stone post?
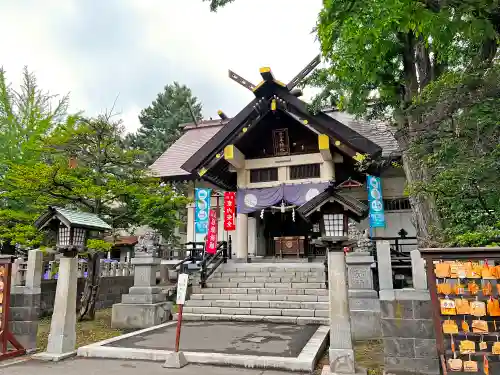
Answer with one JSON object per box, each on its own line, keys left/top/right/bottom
{"left": 346, "top": 252, "right": 381, "bottom": 340}
{"left": 376, "top": 240, "right": 394, "bottom": 300}
{"left": 34, "top": 255, "right": 78, "bottom": 361}
{"left": 111, "top": 252, "right": 171, "bottom": 329}
{"left": 236, "top": 213, "right": 248, "bottom": 261}
{"left": 9, "top": 249, "right": 43, "bottom": 353}
{"left": 327, "top": 244, "right": 364, "bottom": 375}
{"left": 410, "top": 249, "right": 427, "bottom": 290}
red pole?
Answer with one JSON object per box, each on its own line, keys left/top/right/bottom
{"left": 174, "top": 304, "right": 184, "bottom": 352}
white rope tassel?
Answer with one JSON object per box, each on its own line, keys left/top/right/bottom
{"left": 280, "top": 201, "right": 285, "bottom": 213}
{"left": 292, "top": 208, "right": 295, "bottom": 222}
{"left": 260, "top": 209, "right": 264, "bottom": 219}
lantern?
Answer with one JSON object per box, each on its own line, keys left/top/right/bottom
{"left": 35, "top": 206, "right": 111, "bottom": 255}
{"left": 321, "top": 213, "right": 348, "bottom": 238}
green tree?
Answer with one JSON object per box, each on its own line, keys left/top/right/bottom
{"left": 0, "top": 67, "right": 71, "bottom": 253}
{"left": 126, "top": 82, "right": 202, "bottom": 164}
{"left": 4, "top": 113, "right": 189, "bottom": 319}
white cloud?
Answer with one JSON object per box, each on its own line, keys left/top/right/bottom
{"left": 0, "top": 0, "right": 323, "bottom": 132}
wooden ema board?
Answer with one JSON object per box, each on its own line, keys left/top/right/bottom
{"left": 0, "top": 260, "right": 25, "bottom": 360}
{"left": 423, "top": 252, "right": 500, "bottom": 375}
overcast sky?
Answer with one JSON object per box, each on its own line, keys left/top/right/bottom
{"left": 0, "top": 0, "right": 323, "bottom": 132}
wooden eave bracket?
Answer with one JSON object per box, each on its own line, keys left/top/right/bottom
{"left": 223, "top": 144, "right": 245, "bottom": 169}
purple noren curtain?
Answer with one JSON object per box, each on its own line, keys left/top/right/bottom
{"left": 237, "top": 182, "right": 330, "bottom": 214}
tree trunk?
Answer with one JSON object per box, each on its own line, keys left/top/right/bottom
{"left": 79, "top": 252, "right": 101, "bottom": 321}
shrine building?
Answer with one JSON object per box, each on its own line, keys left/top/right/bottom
{"left": 150, "top": 61, "right": 415, "bottom": 259}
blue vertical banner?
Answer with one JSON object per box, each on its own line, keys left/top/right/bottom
{"left": 194, "top": 188, "right": 212, "bottom": 234}
{"left": 366, "top": 175, "right": 385, "bottom": 228}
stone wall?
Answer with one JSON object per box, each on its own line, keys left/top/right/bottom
{"left": 380, "top": 291, "right": 439, "bottom": 375}
{"left": 40, "top": 276, "right": 134, "bottom": 317}
{"left": 9, "top": 287, "right": 40, "bottom": 351}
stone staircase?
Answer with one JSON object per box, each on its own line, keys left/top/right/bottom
{"left": 175, "top": 263, "right": 329, "bottom": 325}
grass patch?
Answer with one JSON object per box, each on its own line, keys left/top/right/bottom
{"left": 37, "top": 309, "right": 124, "bottom": 350}
{"left": 314, "top": 340, "right": 384, "bottom": 375}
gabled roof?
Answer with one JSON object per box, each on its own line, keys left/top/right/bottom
{"left": 35, "top": 206, "right": 112, "bottom": 231}
{"left": 150, "top": 120, "right": 227, "bottom": 179}
{"left": 297, "top": 186, "right": 368, "bottom": 221}
{"left": 181, "top": 80, "right": 382, "bottom": 177}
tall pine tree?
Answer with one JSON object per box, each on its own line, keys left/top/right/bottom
{"left": 127, "top": 82, "right": 203, "bottom": 164}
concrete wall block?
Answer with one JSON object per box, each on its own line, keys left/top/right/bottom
{"left": 349, "top": 298, "right": 381, "bottom": 312}
{"left": 231, "top": 314, "right": 264, "bottom": 322}
{"left": 245, "top": 272, "right": 270, "bottom": 277}
{"left": 381, "top": 318, "right": 434, "bottom": 339}
{"left": 297, "top": 317, "right": 328, "bottom": 325}
{"left": 251, "top": 308, "right": 281, "bottom": 316}
{"left": 383, "top": 338, "right": 416, "bottom": 358}
{"left": 250, "top": 301, "right": 270, "bottom": 308}
{"left": 351, "top": 310, "right": 382, "bottom": 340}
{"left": 239, "top": 301, "right": 252, "bottom": 307}
{"left": 413, "top": 300, "right": 433, "bottom": 320}
{"left": 9, "top": 320, "right": 38, "bottom": 336}
{"left": 302, "top": 302, "right": 328, "bottom": 310}
{"left": 318, "top": 296, "right": 329, "bottom": 302}
{"left": 220, "top": 308, "right": 251, "bottom": 315}
{"left": 282, "top": 309, "right": 315, "bottom": 317}
{"left": 415, "top": 339, "right": 438, "bottom": 358}
{"left": 280, "top": 276, "right": 308, "bottom": 282}
{"left": 195, "top": 288, "right": 221, "bottom": 294}
{"left": 384, "top": 357, "right": 439, "bottom": 375}
{"left": 380, "top": 300, "right": 414, "bottom": 319}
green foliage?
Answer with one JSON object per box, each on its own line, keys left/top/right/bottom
{"left": 202, "top": 0, "right": 235, "bottom": 11}
{"left": 86, "top": 239, "right": 113, "bottom": 253}
{"left": 125, "top": 82, "right": 202, "bottom": 165}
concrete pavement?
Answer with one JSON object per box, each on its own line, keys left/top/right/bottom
{"left": 1, "top": 358, "right": 309, "bottom": 375}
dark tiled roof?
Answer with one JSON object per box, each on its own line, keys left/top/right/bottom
{"left": 325, "top": 110, "right": 399, "bottom": 157}
{"left": 150, "top": 120, "right": 227, "bottom": 178}
{"left": 150, "top": 110, "right": 400, "bottom": 178}
{"left": 297, "top": 187, "right": 368, "bottom": 219}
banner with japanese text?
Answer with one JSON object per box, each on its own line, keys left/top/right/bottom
{"left": 366, "top": 175, "right": 385, "bottom": 228}
{"left": 223, "top": 192, "right": 236, "bottom": 231}
{"left": 194, "top": 188, "right": 211, "bottom": 234}
{"left": 205, "top": 210, "right": 218, "bottom": 254}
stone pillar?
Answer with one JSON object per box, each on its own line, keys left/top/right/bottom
{"left": 10, "top": 250, "right": 43, "bottom": 353}
{"left": 376, "top": 240, "right": 394, "bottom": 300}
{"left": 346, "top": 252, "right": 381, "bottom": 340}
{"left": 247, "top": 216, "right": 257, "bottom": 258}
{"left": 34, "top": 255, "right": 78, "bottom": 361}
{"left": 327, "top": 246, "right": 359, "bottom": 374}
{"left": 236, "top": 213, "right": 248, "bottom": 260}
{"left": 111, "top": 252, "right": 171, "bottom": 329}
{"left": 410, "top": 249, "right": 427, "bottom": 290}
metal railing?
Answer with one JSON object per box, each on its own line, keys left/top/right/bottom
{"left": 200, "top": 238, "right": 231, "bottom": 288}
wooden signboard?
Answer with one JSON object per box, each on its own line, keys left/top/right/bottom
{"left": 272, "top": 128, "right": 290, "bottom": 156}
{"left": 0, "top": 256, "right": 25, "bottom": 360}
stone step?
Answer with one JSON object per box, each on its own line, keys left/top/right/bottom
{"left": 185, "top": 299, "right": 328, "bottom": 310}
{"left": 202, "top": 282, "right": 326, "bottom": 289}
{"left": 174, "top": 312, "right": 329, "bottom": 325}
{"left": 201, "top": 276, "right": 325, "bottom": 283}
{"left": 191, "top": 287, "right": 328, "bottom": 295}
{"left": 183, "top": 306, "right": 328, "bottom": 317}
{"left": 209, "top": 270, "right": 325, "bottom": 278}
{"left": 190, "top": 293, "right": 329, "bottom": 302}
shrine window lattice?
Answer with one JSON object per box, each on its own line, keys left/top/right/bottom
{"left": 289, "top": 164, "right": 321, "bottom": 180}
{"left": 250, "top": 168, "right": 278, "bottom": 183}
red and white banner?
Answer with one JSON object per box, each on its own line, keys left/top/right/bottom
{"left": 205, "top": 210, "right": 218, "bottom": 254}
{"left": 223, "top": 192, "right": 236, "bottom": 231}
